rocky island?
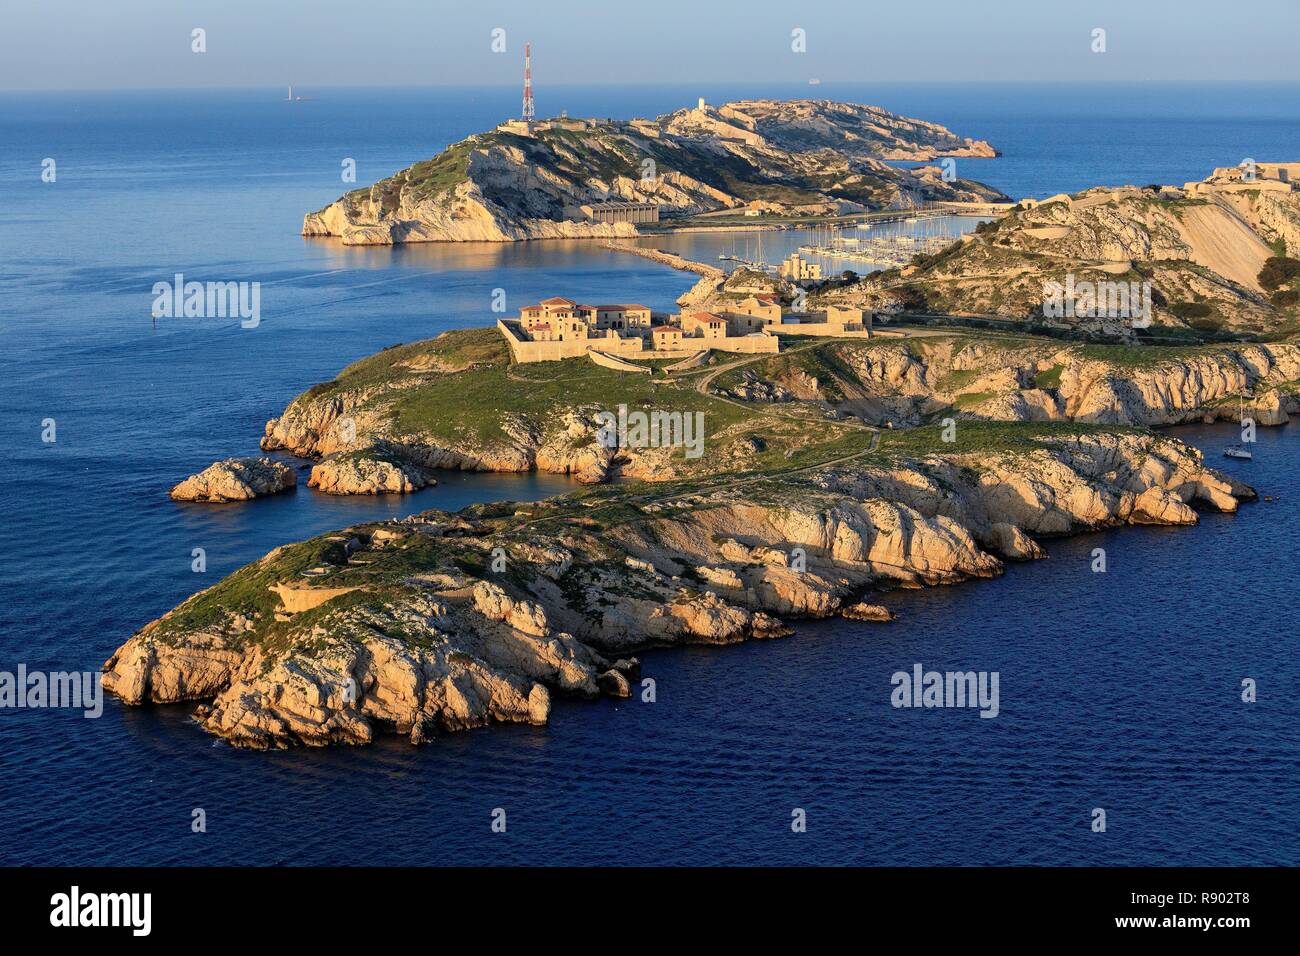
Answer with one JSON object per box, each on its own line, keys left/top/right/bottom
{"left": 302, "top": 98, "right": 1007, "bottom": 245}
{"left": 104, "top": 317, "right": 1294, "bottom": 749}
{"left": 117, "top": 122, "right": 1300, "bottom": 752}
{"left": 170, "top": 457, "right": 296, "bottom": 502}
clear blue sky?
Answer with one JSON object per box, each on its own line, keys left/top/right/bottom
{"left": 2, "top": 0, "right": 1298, "bottom": 91}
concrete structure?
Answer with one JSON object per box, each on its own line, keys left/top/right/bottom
{"left": 1208, "top": 162, "right": 1300, "bottom": 186}
{"left": 589, "top": 350, "right": 651, "bottom": 374}
{"left": 826, "top": 304, "right": 869, "bottom": 331}
{"left": 681, "top": 311, "right": 729, "bottom": 340}
{"left": 578, "top": 201, "right": 660, "bottom": 225}
{"left": 1187, "top": 170, "right": 1296, "bottom": 197}
{"left": 1020, "top": 166, "right": 1300, "bottom": 211}
{"left": 498, "top": 116, "right": 605, "bottom": 136}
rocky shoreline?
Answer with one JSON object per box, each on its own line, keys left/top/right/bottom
{"left": 107, "top": 427, "right": 1252, "bottom": 749}
{"left": 302, "top": 98, "right": 1006, "bottom": 246}
{"left": 126, "top": 267, "right": 1296, "bottom": 749}
{"left": 239, "top": 329, "right": 1299, "bottom": 496}
{"left": 170, "top": 457, "right": 296, "bottom": 502}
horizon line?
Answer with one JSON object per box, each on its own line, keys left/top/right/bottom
{"left": 5, "top": 78, "right": 1300, "bottom": 95}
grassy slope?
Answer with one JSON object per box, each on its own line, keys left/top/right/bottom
{"left": 874, "top": 193, "right": 1300, "bottom": 334}
{"left": 156, "top": 414, "right": 1137, "bottom": 651}
{"left": 298, "top": 328, "right": 876, "bottom": 477}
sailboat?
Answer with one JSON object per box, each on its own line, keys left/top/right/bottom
{"left": 1224, "top": 391, "right": 1254, "bottom": 460}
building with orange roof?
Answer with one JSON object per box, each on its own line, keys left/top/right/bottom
{"left": 502, "top": 294, "right": 779, "bottom": 363}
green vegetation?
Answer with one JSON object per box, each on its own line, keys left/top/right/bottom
{"left": 388, "top": 344, "right": 741, "bottom": 446}
{"left": 1258, "top": 256, "right": 1300, "bottom": 291}
{"left": 1076, "top": 343, "right": 1206, "bottom": 368}
{"left": 345, "top": 136, "right": 483, "bottom": 205}
{"left": 304, "top": 329, "right": 505, "bottom": 402}
{"left": 290, "top": 328, "right": 879, "bottom": 481}
{"left": 936, "top": 368, "right": 983, "bottom": 392}
{"left": 709, "top": 340, "right": 862, "bottom": 403}
{"left": 952, "top": 391, "right": 996, "bottom": 409}
{"left": 1169, "top": 300, "right": 1214, "bottom": 320}
{"left": 875, "top": 419, "right": 1143, "bottom": 459}
{"left": 1033, "top": 364, "right": 1064, "bottom": 390}
{"left": 379, "top": 139, "right": 479, "bottom": 203}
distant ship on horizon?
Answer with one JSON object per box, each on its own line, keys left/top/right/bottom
{"left": 286, "top": 85, "right": 315, "bottom": 102}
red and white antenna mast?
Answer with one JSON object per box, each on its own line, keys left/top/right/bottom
{"left": 522, "top": 43, "right": 535, "bottom": 121}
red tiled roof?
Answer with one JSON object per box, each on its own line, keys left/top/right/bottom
{"left": 596, "top": 303, "right": 650, "bottom": 311}
{"left": 754, "top": 294, "right": 779, "bottom": 303}
{"left": 532, "top": 322, "right": 552, "bottom": 330}
{"left": 540, "top": 296, "right": 577, "bottom": 306}
{"left": 691, "top": 311, "right": 723, "bottom": 321}
{"left": 652, "top": 324, "right": 681, "bottom": 333}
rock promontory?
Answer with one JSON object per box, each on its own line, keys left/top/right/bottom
{"left": 169, "top": 457, "right": 296, "bottom": 502}
{"left": 815, "top": 163, "right": 1300, "bottom": 334}
{"left": 303, "top": 98, "right": 1007, "bottom": 245}
{"left": 107, "top": 424, "right": 1251, "bottom": 750}
{"left": 252, "top": 327, "right": 1300, "bottom": 493}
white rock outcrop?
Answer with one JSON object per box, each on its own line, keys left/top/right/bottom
{"left": 169, "top": 457, "right": 296, "bottom": 502}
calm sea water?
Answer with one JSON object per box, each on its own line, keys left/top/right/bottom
{"left": 0, "top": 84, "right": 1297, "bottom": 865}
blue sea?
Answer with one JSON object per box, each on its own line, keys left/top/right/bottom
{"left": 1, "top": 83, "right": 1297, "bottom": 866}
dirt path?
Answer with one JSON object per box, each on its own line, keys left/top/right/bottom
{"left": 510, "top": 341, "right": 882, "bottom": 533}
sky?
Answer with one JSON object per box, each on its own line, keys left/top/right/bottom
{"left": 2, "top": 0, "right": 1298, "bottom": 91}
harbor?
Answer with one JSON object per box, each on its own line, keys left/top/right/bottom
{"left": 685, "top": 209, "right": 993, "bottom": 275}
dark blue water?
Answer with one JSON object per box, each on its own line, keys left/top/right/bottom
{"left": 1, "top": 85, "right": 1297, "bottom": 865}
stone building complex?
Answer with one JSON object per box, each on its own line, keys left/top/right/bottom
{"left": 498, "top": 294, "right": 873, "bottom": 364}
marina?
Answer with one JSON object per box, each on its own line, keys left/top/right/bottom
{"left": 701, "top": 211, "right": 991, "bottom": 274}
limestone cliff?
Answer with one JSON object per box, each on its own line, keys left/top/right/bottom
{"left": 254, "top": 328, "right": 880, "bottom": 488}
{"left": 303, "top": 99, "right": 1007, "bottom": 245}
{"left": 714, "top": 336, "right": 1300, "bottom": 429}
{"left": 104, "top": 429, "right": 1248, "bottom": 749}
{"left": 247, "top": 327, "right": 1299, "bottom": 498}
{"left": 169, "top": 457, "right": 296, "bottom": 502}
{"left": 825, "top": 168, "right": 1300, "bottom": 334}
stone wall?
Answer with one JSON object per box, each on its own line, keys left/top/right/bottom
{"left": 777, "top": 325, "right": 873, "bottom": 339}
{"left": 589, "top": 350, "right": 652, "bottom": 374}
{"left": 499, "top": 320, "right": 645, "bottom": 363}
{"left": 500, "top": 320, "right": 777, "bottom": 364}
